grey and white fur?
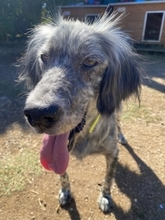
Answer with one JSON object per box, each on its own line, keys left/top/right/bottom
{"left": 18, "top": 12, "right": 142, "bottom": 213}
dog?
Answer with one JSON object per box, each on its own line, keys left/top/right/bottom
{"left": 18, "top": 12, "right": 142, "bottom": 213}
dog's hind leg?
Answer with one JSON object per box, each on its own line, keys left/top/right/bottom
{"left": 116, "top": 109, "right": 127, "bottom": 145}
{"left": 117, "top": 121, "right": 127, "bottom": 145}
{"left": 59, "top": 172, "right": 72, "bottom": 206}
{"left": 98, "top": 151, "right": 118, "bottom": 213}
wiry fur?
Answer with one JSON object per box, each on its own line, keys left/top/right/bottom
{"left": 18, "top": 13, "right": 142, "bottom": 213}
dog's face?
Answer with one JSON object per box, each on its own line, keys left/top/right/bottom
{"left": 19, "top": 14, "right": 142, "bottom": 136}
{"left": 22, "top": 21, "right": 110, "bottom": 135}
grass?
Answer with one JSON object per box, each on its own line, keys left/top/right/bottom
{"left": 122, "top": 102, "right": 161, "bottom": 124}
{"left": 0, "top": 149, "right": 42, "bottom": 197}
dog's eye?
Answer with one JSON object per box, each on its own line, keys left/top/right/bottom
{"left": 41, "top": 53, "right": 48, "bottom": 63}
{"left": 83, "top": 59, "right": 98, "bottom": 68}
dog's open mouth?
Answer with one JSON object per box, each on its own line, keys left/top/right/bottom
{"left": 40, "top": 113, "right": 86, "bottom": 175}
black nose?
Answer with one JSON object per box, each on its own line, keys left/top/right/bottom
{"left": 23, "top": 105, "right": 60, "bottom": 129}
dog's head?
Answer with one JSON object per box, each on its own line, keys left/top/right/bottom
{"left": 18, "top": 13, "right": 142, "bottom": 135}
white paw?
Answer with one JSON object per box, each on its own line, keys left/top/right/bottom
{"left": 98, "top": 194, "right": 112, "bottom": 213}
{"left": 59, "top": 189, "right": 72, "bottom": 206}
{"left": 118, "top": 133, "right": 127, "bottom": 145}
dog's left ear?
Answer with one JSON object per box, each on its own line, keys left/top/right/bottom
{"left": 97, "top": 42, "right": 142, "bottom": 115}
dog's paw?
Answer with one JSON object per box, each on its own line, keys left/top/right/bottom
{"left": 98, "top": 194, "right": 112, "bottom": 213}
{"left": 118, "top": 133, "right": 127, "bottom": 145}
{"left": 59, "top": 189, "right": 72, "bottom": 206}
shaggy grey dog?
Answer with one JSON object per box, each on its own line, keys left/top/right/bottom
{"left": 18, "top": 13, "right": 142, "bottom": 213}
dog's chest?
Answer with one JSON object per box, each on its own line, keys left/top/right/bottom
{"left": 70, "top": 111, "right": 100, "bottom": 158}
{"left": 71, "top": 113, "right": 117, "bottom": 159}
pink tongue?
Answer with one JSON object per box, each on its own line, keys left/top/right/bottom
{"left": 40, "top": 132, "right": 69, "bottom": 175}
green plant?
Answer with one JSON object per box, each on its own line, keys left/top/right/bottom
{"left": 0, "top": 149, "right": 42, "bottom": 196}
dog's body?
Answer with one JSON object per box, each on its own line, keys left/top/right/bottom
{"left": 18, "top": 13, "right": 142, "bottom": 212}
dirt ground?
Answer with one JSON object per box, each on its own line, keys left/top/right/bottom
{"left": 0, "top": 45, "right": 165, "bottom": 220}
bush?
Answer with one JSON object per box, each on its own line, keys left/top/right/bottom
{"left": 0, "top": 0, "right": 82, "bottom": 42}
{"left": 0, "top": 0, "right": 45, "bottom": 42}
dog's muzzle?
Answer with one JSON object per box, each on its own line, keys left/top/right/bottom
{"left": 24, "top": 104, "right": 86, "bottom": 153}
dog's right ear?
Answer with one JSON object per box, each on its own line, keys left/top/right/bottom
{"left": 17, "top": 25, "right": 53, "bottom": 90}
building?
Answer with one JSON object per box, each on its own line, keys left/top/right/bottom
{"left": 61, "top": 1, "right": 165, "bottom": 52}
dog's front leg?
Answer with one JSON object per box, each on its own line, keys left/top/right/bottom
{"left": 98, "top": 151, "right": 118, "bottom": 213}
{"left": 59, "top": 172, "right": 72, "bottom": 206}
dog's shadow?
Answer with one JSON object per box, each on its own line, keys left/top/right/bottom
{"left": 62, "top": 143, "right": 165, "bottom": 220}
{"left": 113, "top": 143, "right": 165, "bottom": 219}
{"left": 61, "top": 198, "right": 81, "bottom": 220}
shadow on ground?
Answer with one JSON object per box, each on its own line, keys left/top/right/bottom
{"left": 143, "top": 56, "right": 165, "bottom": 93}
{"left": 113, "top": 143, "right": 165, "bottom": 219}
{"left": 58, "top": 142, "right": 165, "bottom": 220}
{"left": 0, "top": 44, "right": 27, "bottom": 134}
